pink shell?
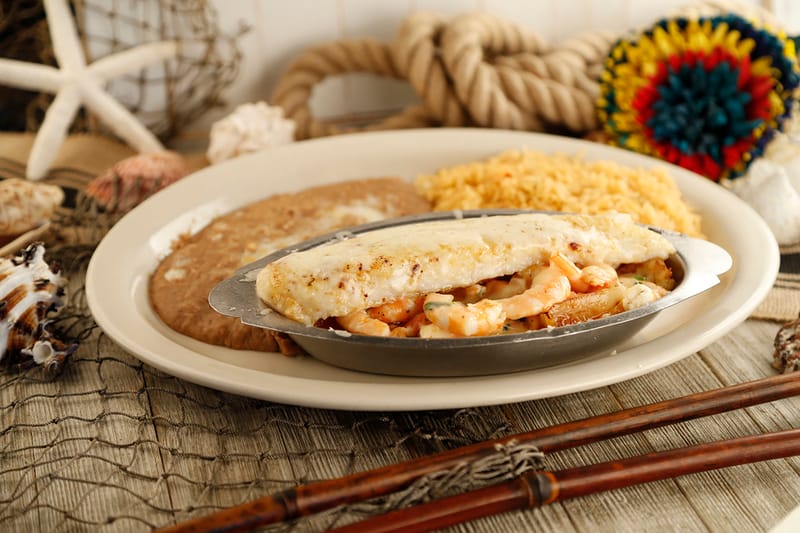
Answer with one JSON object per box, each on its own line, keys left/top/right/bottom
{"left": 85, "top": 150, "right": 190, "bottom": 213}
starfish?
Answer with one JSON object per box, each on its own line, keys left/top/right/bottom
{"left": 0, "top": 0, "right": 178, "bottom": 180}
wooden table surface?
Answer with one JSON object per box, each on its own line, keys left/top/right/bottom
{"left": 3, "top": 304, "right": 800, "bottom": 532}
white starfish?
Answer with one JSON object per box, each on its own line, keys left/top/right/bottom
{"left": 0, "top": 0, "right": 178, "bottom": 180}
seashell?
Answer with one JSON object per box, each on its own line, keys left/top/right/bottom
{"left": 0, "top": 221, "right": 52, "bottom": 260}
{"left": 207, "top": 102, "right": 295, "bottom": 165}
{"left": 85, "top": 150, "right": 191, "bottom": 213}
{"left": 0, "top": 178, "right": 64, "bottom": 251}
{"left": 773, "top": 313, "right": 800, "bottom": 374}
{"left": 728, "top": 158, "right": 800, "bottom": 246}
{"left": 0, "top": 242, "right": 76, "bottom": 374}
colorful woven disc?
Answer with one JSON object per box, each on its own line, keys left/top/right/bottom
{"left": 598, "top": 15, "right": 800, "bottom": 181}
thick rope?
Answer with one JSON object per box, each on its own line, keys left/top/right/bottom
{"left": 270, "top": 2, "right": 782, "bottom": 140}
{"left": 392, "top": 12, "right": 469, "bottom": 127}
{"left": 271, "top": 38, "right": 432, "bottom": 139}
{"left": 439, "top": 12, "right": 548, "bottom": 131}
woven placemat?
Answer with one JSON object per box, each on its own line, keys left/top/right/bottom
{"left": 758, "top": 243, "right": 800, "bottom": 322}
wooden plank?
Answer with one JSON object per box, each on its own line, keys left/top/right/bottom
{"left": 141, "top": 369, "right": 300, "bottom": 529}
{"left": 502, "top": 373, "right": 706, "bottom": 532}
{"left": 7, "top": 317, "right": 800, "bottom": 532}
{"left": 449, "top": 323, "right": 800, "bottom": 533}
{"left": 1, "top": 374, "right": 43, "bottom": 533}
{"left": 1, "top": 334, "right": 171, "bottom": 532}
{"left": 699, "top": 318, "right": 800, "bottom": 531}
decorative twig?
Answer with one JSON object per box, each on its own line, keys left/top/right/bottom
{"left": 155, "top": 372, "right": 800, "bottom": 532}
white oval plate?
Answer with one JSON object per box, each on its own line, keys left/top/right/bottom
{"left": 86, "top": 129, "right": 778, "bottom": 411}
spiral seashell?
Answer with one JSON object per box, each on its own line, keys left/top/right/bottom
{"left": 85, "top": 150, "right": 191, "bottom": 214}
{"left": 0, "top": 178, "right": 64, "bottom": 238}
{"left": 206, "top": 102, "right": 296, "bottom": 165}
{"left": 773, "top": 313, "right": 800, "bottom": 374}
{"left": 0, "top": 242, "right": 76, "bottom": 373}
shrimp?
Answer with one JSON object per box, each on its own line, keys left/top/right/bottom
{"left": 501, "top": 319, "right": 529, "bottom": 334}
{"left": 550, "top": 252, "right": 618, "bottom": 293}
{"left": 617, "top": 258, "right": 675, "bottom": 290}
{"left": 367, "top": 296, "right": 424, "bottom": 324}
{"left": 448, "top": 283, "right": 488, "bottom": 304}
{"left": 422, "top": 293, "right": 506, "bottom": 336}
{"left": 336, "top": 310, "right": 390, "bottom": 336}
{"left": 484, "top": 275, "right": 528, "bottom": 299}
{"left": 544, "top": 278, "right": 669, "bottom": 328}
{"left": 390, "top": 312, "right": 429, "bottom": 337}
{"left": 619, "top": 277, "right": 667, "bottom": 310}
{"left": 418, "top": 322, "right": 460, "bottom": 338}
{"left": 335, "top": 254, "right": 643, "bottom": 337}
{"left": 497, "top": 258, "right": 572, "bottom": 320}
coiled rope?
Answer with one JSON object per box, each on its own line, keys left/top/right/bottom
{"left": 270, "top": 2, "right": 779, "bottom": 140}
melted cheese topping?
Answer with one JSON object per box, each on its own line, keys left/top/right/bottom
{"left": 256, "top": 213, "right": 676, "bottom": 325}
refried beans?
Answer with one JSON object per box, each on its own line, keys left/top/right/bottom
{"left": 149, "top": 177, "right": 432, "bottom": 354}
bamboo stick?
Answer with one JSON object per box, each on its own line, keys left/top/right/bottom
{"left": 156, "top": 372, "right": 800, "bottom": 533}
{"left": 330, "top": 429, "right": 800, "bottom": 533}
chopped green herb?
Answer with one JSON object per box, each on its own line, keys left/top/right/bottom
{"left": 423, "top": 301, "right": 452, "bottom": 311}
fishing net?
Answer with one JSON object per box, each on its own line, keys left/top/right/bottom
{"left": 1, "top": 2, "right": 794, "bottom": 530}
{"left": 0, "top": 145, "right": 535, "bottom": 531}
{"left": 0, "top": 0, "right": 243, "bottom": 140}
{"left": 0, "top": 247, "right": 526, "bottom": 530}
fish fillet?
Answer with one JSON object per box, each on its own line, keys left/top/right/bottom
{"left": 255, "top": 213, "right": 676, "bottom": 325}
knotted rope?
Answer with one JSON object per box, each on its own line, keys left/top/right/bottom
{"left": 271, "top": 11, "right": 614, "bottom": 139}
{"left": 270, "top": 38, "right": 435, "bottom": 139}
{"left": 270, "top": 2, "right": 779, "bottom": 140}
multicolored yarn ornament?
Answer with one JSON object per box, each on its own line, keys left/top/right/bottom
{"left": 598, "top": 15, "right": 800, "bottom": 181}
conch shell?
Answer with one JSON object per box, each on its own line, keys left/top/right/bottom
{"left": 0, "top": 242, "right": 76, "bottom": 373}
{"left": 0, "top": 178, "right": 64, "bottom": 247}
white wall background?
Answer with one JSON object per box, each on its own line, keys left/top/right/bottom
{"left": 197, "top": 0, "right": 794, "bottom": 129}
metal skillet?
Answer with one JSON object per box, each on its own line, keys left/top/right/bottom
{"left": 209, "top": 209, "right": 732, "bottom": 377}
